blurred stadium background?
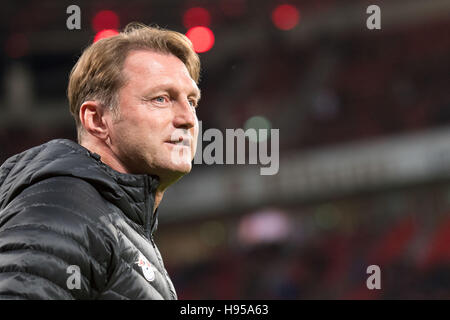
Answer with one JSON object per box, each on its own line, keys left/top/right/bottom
{"left": 1, "top": 0, "right": 450, "bottom": 299}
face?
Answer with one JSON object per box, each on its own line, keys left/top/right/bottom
{"left": 106, "top": 50, "right": 200, "bottom": 188}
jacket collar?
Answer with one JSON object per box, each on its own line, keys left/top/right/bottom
{"left": 0, "top": 139, "right": 160, "bottom": 236}
{"left": 85, "top": 146, "right": 161, "bottom": 236}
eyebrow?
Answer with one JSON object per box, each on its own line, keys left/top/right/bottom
{"left": 145, "top": 84, "right": 201, "bottom": 101}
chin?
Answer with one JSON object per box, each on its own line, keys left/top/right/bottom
{"left": 171, "top": 161, "right": 192, "bottom": 174}
{"left": 156, "top": 164, "right": 192, "bottom": 190}
{"left": 168, "top": 152, "right": 193, "bottom": 173}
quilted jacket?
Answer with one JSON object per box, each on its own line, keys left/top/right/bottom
{"left": 0, "top": 139, "right": 177, "bottom": 299}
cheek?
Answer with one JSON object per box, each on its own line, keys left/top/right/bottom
{"left": 111, "top": 115, "right": 151, "bottom": 150}
{"left": 122, "top": 111, "right": 160, "bottom": 137}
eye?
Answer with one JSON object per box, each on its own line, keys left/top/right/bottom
{"left": 153, "top": 96, "right": 168, "bottom": 104}
{"left": 188, "top": 99, "right": 198, "bottom": 108}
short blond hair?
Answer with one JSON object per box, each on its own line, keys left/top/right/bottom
{"left": 67, "top": 23, "right": 200, "bottom": 142}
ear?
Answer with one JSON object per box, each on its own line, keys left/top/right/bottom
{"left": 79, "top": 101, "right": 110, "bottom": 141}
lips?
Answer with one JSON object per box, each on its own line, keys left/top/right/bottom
{"left": 166, "top": 136, "right": 191, "bottom": 147}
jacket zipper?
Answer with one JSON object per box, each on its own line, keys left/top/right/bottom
{"left": 145, "top": 176, "right": 177, "bottom": 300}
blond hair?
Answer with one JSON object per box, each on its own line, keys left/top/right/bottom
{"left": 67, "top": 23, "right": 200, "bottom": 142}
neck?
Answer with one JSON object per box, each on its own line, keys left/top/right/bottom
{"left": 154, "top": 190, "right": 164, "bottom": 213}
{"left": 82, "top": 139, "right": 130, "bottom": 173}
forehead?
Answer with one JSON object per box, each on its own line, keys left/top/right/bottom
{"left": 122, "top": 49, "right": 198, "bottom": 90}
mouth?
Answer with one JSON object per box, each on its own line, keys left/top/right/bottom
{"left": 165, "top": 136, "right": 191, "bottom": 147}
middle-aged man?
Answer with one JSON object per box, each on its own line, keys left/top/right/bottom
{"left": 0, "top": 23, "right": 201, "bottom": 299}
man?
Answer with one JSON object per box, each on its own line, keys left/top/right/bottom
{"left": 0, "top": 23, "right": 201, "bottom": 299}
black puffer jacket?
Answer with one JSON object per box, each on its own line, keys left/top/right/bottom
{"left": 0, "top": 139, "right": 177, "bottom": 299}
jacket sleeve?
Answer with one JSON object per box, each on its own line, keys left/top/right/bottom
{"left": 0, "top": 177, "right": 116, "bottom": 300}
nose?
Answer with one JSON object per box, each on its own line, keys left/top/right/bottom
{"left": 173, "top": 99, "right": 197, "bottom": 129}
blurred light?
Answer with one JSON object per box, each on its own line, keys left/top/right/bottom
{"left": 94, "top": 29, "right": 119, "bottom": 43}
{"left": 271, "top": 4, "right": 300, "bottom": 31}
{"left": 183, "top": 7, "right": 211, "bottom": 28}
{"left": 186, "top": 26, "right": 215, "bottom": 53}
{"left": 220, "top": 0, "right": 246, "bottom": 17}
{"left": 5, "top": 34, "right": 28, "bottom": 59}
{"left": 92, "top": 10, "right": 120, "bottom": 32}
{"left": 244, "top": 115, "right": 272, "bottom": 143}
{"left": 238, "top": 209, "right": 290, "bottom": 246}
